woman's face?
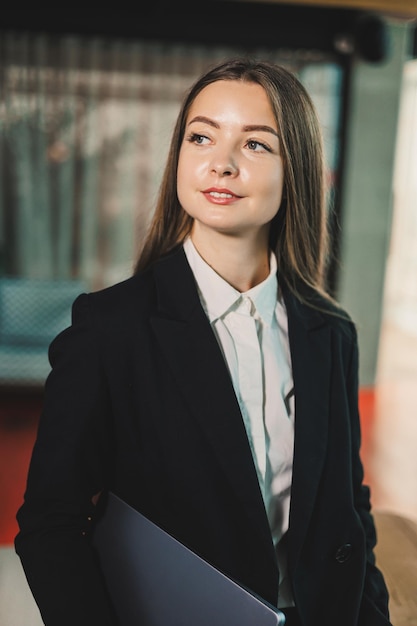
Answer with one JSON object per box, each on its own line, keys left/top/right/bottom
{"left": 177, "top": 79, "right": 284, "bottom": 244}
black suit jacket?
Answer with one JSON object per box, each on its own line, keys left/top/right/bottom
{"left": 15, "top": 246, "right": 391, "bottom": 626}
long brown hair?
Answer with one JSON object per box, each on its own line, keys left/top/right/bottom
{"left": 135, "top": 58, "right": 331, "bottom": 302}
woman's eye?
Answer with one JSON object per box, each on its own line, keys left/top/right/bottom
{"left": 187, "top": 133, "right": 210, "bottom": 145}
{"left": 247, "top": 139, "right": 271, "bottom": 152}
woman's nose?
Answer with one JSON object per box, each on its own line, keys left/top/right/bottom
{"left": 210, "top": 147, "right": 239, "bottom": 177}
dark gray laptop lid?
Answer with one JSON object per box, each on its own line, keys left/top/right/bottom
{"left": 93, "top": 491, "right": 285, "bottom": 626}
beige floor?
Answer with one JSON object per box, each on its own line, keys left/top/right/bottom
{"left": 373, "top": 510, "right": 417, "bottom": 626}
{"left": 1, "top": 319, "right": 416, "bottom": 626}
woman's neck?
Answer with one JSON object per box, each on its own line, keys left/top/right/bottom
{"left": 190, "top": 227, "right": 271, "bottom": 293}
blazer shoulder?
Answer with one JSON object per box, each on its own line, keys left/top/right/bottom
{"left": 72, "top": 270, "right": 156, "bottom": 329}
{"left": 90, "top": 272, "right": 152, "bottom": 305}
{"left": 74, "top": 246, "right": 190, "bottom": 328}
{"left": 284, "top": 281, "right": 357, "bottom": 344}
{"left": 320, "top": 300, "right": 357, "bottom": 344}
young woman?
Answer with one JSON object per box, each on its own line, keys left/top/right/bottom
{"left": 15, "top": 58, "right": 391, "bottom": 626}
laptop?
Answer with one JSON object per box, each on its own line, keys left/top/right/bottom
{"left": 92, "top": 491, "right": 286, "bottom": 625}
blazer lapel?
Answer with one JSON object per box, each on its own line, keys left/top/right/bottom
{"left": 149, "top": 248, "right": 276, "bottom": 561}
{"left": 283, "top": 287, "right": 331, "bottom": 568}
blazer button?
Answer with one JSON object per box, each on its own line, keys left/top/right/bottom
{"left": 335, "top": 543, "right": 352, "bottom": 563}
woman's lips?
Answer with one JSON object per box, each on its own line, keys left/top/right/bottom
{"left": 202, "top": 188, "right": 241, "bottom": 204}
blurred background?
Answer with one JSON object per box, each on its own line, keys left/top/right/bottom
{"left": 0, "top": 1, "right": 416, "bottom": 624}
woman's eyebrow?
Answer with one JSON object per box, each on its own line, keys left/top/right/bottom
{"left": 243, "top": 124, "right": 279, "bottom": 137}
{"left": 188, "top": 115, "right": 219, "bottom": 128}
{"left": 188, "top": 116, "right": 278, "bottom": 138}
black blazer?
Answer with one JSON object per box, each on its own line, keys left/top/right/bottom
{"left": 15, "top": 246, "right": 391, "bottom": 626}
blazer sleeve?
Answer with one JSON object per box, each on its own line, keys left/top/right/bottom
{"left": 347, "top": 326, "right": 392, "bottom": 625}
{"left": 15, "top": 294, "right": 117, "bottom": 626}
